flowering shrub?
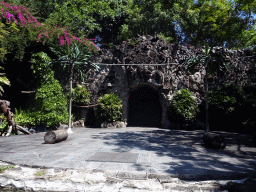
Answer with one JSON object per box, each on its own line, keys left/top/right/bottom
{"left": 0, "top": 1, "right": 99, "bottom": 60}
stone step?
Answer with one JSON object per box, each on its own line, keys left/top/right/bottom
{"left": 0, "top": 161, "right": 254, "bottom": 192}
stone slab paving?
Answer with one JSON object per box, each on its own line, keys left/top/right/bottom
{"left": 0, "top": 127, "right": 256, "bottom": 191}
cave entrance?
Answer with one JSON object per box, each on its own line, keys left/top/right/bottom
{"left": 127, "top": 85, "right": 162, "bottom": 127}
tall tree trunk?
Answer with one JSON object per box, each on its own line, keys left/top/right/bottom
{"left": 205, "top": 68, "right": 209, "bottom": 133}
{"left": 68, "top": 64, "right": 74, "bottom": 132}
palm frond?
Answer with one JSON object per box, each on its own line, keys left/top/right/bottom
{"left": 0, "top": 76, "right": 10, "bottom": 86}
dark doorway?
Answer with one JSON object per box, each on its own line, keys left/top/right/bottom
{"left": 128, "top": 85, "right": 162, "bottom": 127}
{"left": 85, "top": 107, "right": 96, "bottom": 126}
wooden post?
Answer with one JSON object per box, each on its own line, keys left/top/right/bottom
{"left": 44, "top": 130, "right": 68, "bottom": 144}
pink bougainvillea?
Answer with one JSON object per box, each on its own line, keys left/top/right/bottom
{"left": 5, "top": 11, "right": 18, "bottom": 23}
{"left": 1, "top": 1, "right": 40, "bottom": 27}
{"left": 59, "top": 35, "right": 65, "bottom": 46}
{"left": 0, "top": 1, "right": 99, "bottom": 57}
{"left": 18, "top": 12, "right": 26, "bottom": 26}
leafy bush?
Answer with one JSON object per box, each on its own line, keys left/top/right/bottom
{"left": 18, "top": 51, "right": 69, "bottom": 129}
{"left": 72, "top": 84, "right": 90, "bottom": 106}
{"left": 208, "top": 83, "right": 245, "bottom": 131}
{"left": 127, "top": 39, "right": 139, "bottom": 47}
{"left": 240, "top": 84, "right": 256, "bottom": 131}
{"left": 30, "top": 52, "right": 54, "bottom": 86}
{"left": 96, "top": 93, "right": 123, "bottom": 123}
{"left": 0, "top": 113, "right": 8, "bottom": 133}
{"left": 208, "top": 83, "right": 244, "bottom": 115}
{"left": 14, "top": 79, "right": 69, "bottom": 129}
{"left": 167, "top": 89, "right": 199, "bottom": 124}
{"left": 32, "top": 78, "right": 69, "bottom": 128}
{"left": 13, "top": 108, "right": 36, "bottom": 128}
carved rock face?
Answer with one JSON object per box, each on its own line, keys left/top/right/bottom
{"left": 83, "top": 35, "right": 255, "bottom": 128}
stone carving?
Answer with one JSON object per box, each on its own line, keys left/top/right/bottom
{"left": 84, "top": 34, "right": 255, "bottom": 128}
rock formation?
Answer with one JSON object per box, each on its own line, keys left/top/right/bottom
{"left": 82, "top": 34, "right": 255, "bottom": 128}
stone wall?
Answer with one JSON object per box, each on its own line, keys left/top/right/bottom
{"left": 83, "top": 35, "right": 255, "bottom": 128}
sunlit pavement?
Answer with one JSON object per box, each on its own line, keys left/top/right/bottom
{"left": 1, "top": 127, "right": 255, "bottom": 180}
{"left": 0, "top": 127, "right": 255, "bottom": 191}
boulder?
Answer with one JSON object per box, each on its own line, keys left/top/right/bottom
{"left": 57, "top": 124, "right": 69, "bottom": 130}
{"left": 203, "top": 132, "right": 227, "bottom": 149}
{"left": 72, "top": 120, "right": 84, "bottom": 127}
{"left": 101, "top": 121, "right": 126, "bottom": 128}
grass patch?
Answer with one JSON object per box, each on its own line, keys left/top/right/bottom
{"left": 0, "top": 165, "right": 15, "bottom": 173}
{"left": 34, "top": 169, "right": 46, "bottom": 177}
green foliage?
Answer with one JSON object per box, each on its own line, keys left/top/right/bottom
{"left": 167, "top": 89, "right": 199, "bottom": 124}
{"left": 4, "top": 0, "right": 254, "bottom": 49}
{"left": 30, "top": 51, "right": 54, "bottom": 86}
{"left": 0, "top": 66, "right": 11, "bottom": 96}
{"left": 239, "top": 84, "right": 256, "bottom": 129}
{"left": 14, "top": 79, "right": 69, "bottom": 128}
{"left": 32, "top": 78, "right": 69, "bottom": 127}
{"left": 208, "top": 83, "right": 244, "bottom": 116}
{"left": 177, "top": 0, "right": 255, "bottom": 49}
{"left": 49, "top": 42, "right": 100, "bottom": 82}
{"left": 0, "top": 113, "right": 8, "bottom": 133}
{"left": 0, "top": 165, "right": 14, "bottom": 173}
{"left": 156, "top": 33, "right": 174, "bottom": 44}
{"left": 34, "top": 169, "right": 46, "bottom": 176}
{"left": 72, "top": 84, "right": 90, "bottom": 106}
{"left": 0, "top": 21, "right": 10, "bottom": 61}
{"left": 13, "top": 108, "right": 36, "bottom": 128}
{"left": 105, "top": 43, "right": 116, "bottom": 49}
{"left": 207, "top": 83, "right": 256, "bottom": 133}
{"left": 96, "top": 93, "right": 123, "bottom": 123}
{"left": 127, "top": 39, "right": 139, "bottom": 47}
{"left": 184, "top": 42, "right": 230, "bottom": 76}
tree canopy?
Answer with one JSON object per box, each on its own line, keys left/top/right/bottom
{"left": 4, "top": 0, "right": 255, "bottom": 50}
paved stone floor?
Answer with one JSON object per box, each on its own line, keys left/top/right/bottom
{"left": 0, "top": 127, "right": 256, "bottom": 191}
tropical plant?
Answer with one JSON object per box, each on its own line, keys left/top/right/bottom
{"left": 208, "top": 83, "right": 244, "bottom": 115}
{"left": 72, "top": 84, "right": 90, "bottom": 106}
{"left": 240, "top": 84, "right": 256, "bottom": 131}
{"left": 156, "top": 33, "right": 174, "bottom": 44}
{"left": 96, "top": 93, "right": 123, "bottom": 123}
{"left": 0, "top": 66, "right": 10, "bottom": 96}
{"left": 167, "top": 89, "right": 199, "bottom": 125}
{"left": 0, "top": 113, "right": 8, "bottom": 133}
{"left": 13, "top": 108, "right": 36, "bottom": 128}
{"left": 177, "top": 0, "right": 255, "bottom": 133}
{"left": 49, "top": 41, "right": 100, "bottom": 130}
{"left": 208, "top": 83, "right": 245, "bottom": 131}
{"left": 181, "top": 42, "right": 230, "bottom": 132}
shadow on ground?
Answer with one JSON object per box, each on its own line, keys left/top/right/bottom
{"left": 91, "top": 127, "right": 256, "bottom": 182}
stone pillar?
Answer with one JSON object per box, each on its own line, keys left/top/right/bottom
{"left": 162, "top": 107, "right": 171, "bottom": 128}
{"left": 122, "top": 101, "right": 128, "bottom": 127}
